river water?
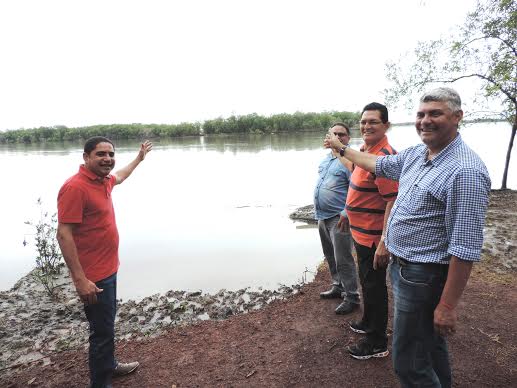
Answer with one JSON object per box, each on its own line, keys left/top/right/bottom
{"left": 1, "top": 121, "right": 514, "bottom": 300}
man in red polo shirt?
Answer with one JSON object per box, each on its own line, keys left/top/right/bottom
{"left": 57, "top": 136, "right": 152, "bottom": 388}
{"left": 326, "top": 102, "right": 398, "bottom": 360}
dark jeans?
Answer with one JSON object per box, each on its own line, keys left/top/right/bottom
{"left": 84, "top": 273, "right": 117, "bottom": 388}
{"left": 353, "top": 240, "right": 388, "bottom": 346}
{"left": 390, "top": 258, "right": 451, "bottom": 388}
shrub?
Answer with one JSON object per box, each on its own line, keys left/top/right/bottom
{"left": 24, "top": 199, "right": 63, "bottom": 298}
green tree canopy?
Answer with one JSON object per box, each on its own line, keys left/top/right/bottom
{"left": 384, "top": 0, "right": 516, "bottom": 189}
{"left": 0, "top": 111, "right": 361, "bottom": 143}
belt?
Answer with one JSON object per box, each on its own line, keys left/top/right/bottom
{"left": 391, "top": 255, "right": 410, "bottom": 266}
{"left": 391, "top": 255, "right": 448, "bottom": 269}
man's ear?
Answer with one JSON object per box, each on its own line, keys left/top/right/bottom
{"left": 454, "top": 110, "right": 464, "bottom": 124}
{"left": 83, "top": 152, "right": 89, "bottom": 163}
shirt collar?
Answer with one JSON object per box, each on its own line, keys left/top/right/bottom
{"left": 422, "top": 133, "right": 463, "bottom": 166}
{"left": 328, "top": 151, "right": 338, "bottom": 160}
{"left": 360, "top": 135, "right": 389, "bottom": 154}
{"left": 79, "top": 165, "right": 111, "bottom": 182}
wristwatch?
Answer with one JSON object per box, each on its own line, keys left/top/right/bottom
{"left": 339, "top": 144, "right": 349, "bottom": 157}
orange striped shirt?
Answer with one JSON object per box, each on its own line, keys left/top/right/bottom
{"left": 346, "top": 135, "right": 398, "bottom": 247}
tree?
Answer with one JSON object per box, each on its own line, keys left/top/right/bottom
{"left": 384, "top": 0, "right": 516, "bottom": 189}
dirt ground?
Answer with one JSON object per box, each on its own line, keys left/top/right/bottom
{"left": 1, "top": 191, "right": 516, "bottom": 388}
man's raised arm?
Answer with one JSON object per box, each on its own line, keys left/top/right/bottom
{"left": 114, "top": 140, "right": 153, "bottom": 185}
{"left": 324, "top": 132, "right": 378, "bottom": 173}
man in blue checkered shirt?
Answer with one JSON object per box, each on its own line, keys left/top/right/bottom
{"left": 326, "top": 87, "right": 491, "bottom": 388}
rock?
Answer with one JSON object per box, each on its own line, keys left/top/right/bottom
{"left": 219, "top": 307, "right": 234, "bottom": 318}
{"left": 289, "top": 205, "right": 316, "bottom": 224}
{"left": 0, "top": 243, "right": 311, "bottom": 375}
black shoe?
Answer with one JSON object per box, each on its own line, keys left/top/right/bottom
{"left": 347, "top": 339, "right": 389, "bottom": 360}
{"left": 113, "top": 361, "right": 139, "bottom": 377}
{"left": 334, "top": 300, "right": 359, "bottom": 315}
{"left": 349, "top": 320, "right": 370, "bottom": 334}
{"left": 320, "top": 286, "right": 343, "bottom": 299}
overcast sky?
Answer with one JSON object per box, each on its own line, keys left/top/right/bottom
{"left": 0, "top": 0, "right": 477, "bottom": 131}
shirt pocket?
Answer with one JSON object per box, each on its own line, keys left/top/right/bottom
{"left": 408, "top": 176, "right": 445, "bottom": 211}
{"left": 407, "top": 183, "right": 427, "bottom": 211}
{"left": 324, "top": 169, "right": 346, "bottom": 190}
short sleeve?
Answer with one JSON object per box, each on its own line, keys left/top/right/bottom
{"left": 57, "top": 184, "right": 86, "bottom": 224}
{"left": 108, "top": 174, "right": 117, "bottom": 189}
{"left": 375, "top": 176, "right": 399, "bottom": 202}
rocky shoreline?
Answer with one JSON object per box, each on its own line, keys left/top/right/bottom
{"left": 1, "top": 190, "right": 515, "bottom": 376}
{"left": 0, "top": 267, "right": 303, "bottom": 373}
{"left": 290, "top": 190, "right": 517, "bottom": 272}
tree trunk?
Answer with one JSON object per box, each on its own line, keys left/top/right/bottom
{"left": 501, "top": 113, "right": 517, "bottom": 190}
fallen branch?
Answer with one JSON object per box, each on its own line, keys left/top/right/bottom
{"left": 477, "top": 328, "right": 503, "bottom": 345}
{"left": 328, "top": 342, "right": 339, "bottom": 352}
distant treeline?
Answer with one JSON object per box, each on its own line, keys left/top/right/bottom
{"left": 0, "top": 111, "right": 360, "bottom": 144}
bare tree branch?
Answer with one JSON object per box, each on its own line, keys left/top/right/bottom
{"left": 457, "top": 35, "right": 517, "bottom": 57}
{"left": 431, "top": 74, "right": 516, "bottom": 105}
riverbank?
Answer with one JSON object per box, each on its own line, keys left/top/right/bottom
{"left": 1, "top": 190, "right": 516, "bottom": 387}
{"left": 290, "top": 189, "right": 517, "bottom": 272}
{"left": 0, "top": 269, "right": 303, "bottom": 374}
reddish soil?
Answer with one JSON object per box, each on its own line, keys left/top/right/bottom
{"left": 2, "top": 190, "right": 516, "bottom": 387}
{"left": 2, "top": 265, "right": 516, "bottom": 388}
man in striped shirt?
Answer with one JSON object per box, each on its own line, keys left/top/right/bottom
{"left": 326, "top": 88, "right": 491, "bottom": 388}
{"left": 332, "top": 102, "right": 399, "bottom": 360}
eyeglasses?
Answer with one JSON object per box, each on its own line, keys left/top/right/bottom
{"left": 333, "top": 132, "right": 349, "bottom": 137}
{"left": 359, "top": 120, "right": 383, "bottom": 126}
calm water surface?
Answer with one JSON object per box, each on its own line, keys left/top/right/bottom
{"left": 1, "top": 122, "right": 514, "bottom": 300}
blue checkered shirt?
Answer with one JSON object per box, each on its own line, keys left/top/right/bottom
{"left": 375, "top": 134, "right": 491, "bottom": 264}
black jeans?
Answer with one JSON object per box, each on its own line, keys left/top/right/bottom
{"left": 354, "top": 240, "right": 388, "bottom": 346}
{"left": 84, "top": 273, "right": 117, "bottom": 388}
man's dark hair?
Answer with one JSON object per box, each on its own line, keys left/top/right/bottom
{"left": 331, "top": 122, "right": 350, "bottom": 136}
{"left": 83, "top": 136, "right": 115, "bottom": 154}
{"left": 362, "top": 102, "right": 389, "bottom": 123}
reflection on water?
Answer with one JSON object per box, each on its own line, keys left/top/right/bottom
{"left": 0, "top": 122, "right": 514, "bottom": 300}
{"left": 130, "top": 131, "right": 331, "bottom": 153}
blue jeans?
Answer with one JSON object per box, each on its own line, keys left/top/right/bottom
{"left": 84, "top": 273, "right": 118, "bottom": 388}
{"left": 390, "top": 258, "right": 451, "bottom": 388}
{"left": 318, "top": 216, "right": 360, "bottom": 304}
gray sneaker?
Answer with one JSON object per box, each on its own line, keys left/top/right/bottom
{"left": 347, "top": 339, "right": 389, "bottom": 360}
{"left": 113, "top": 361, "right": 139, "bottom": 377}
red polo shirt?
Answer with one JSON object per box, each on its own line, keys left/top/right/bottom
{"left": 57, "top": 165, "right": 119, "bottom": 282}
{"left": 346, "top": 135, "right": 398, "bottom": 248}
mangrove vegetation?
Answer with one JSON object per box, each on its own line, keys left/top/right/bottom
{"left": 0, "top": 111, "right": 360, "bottom": 144}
